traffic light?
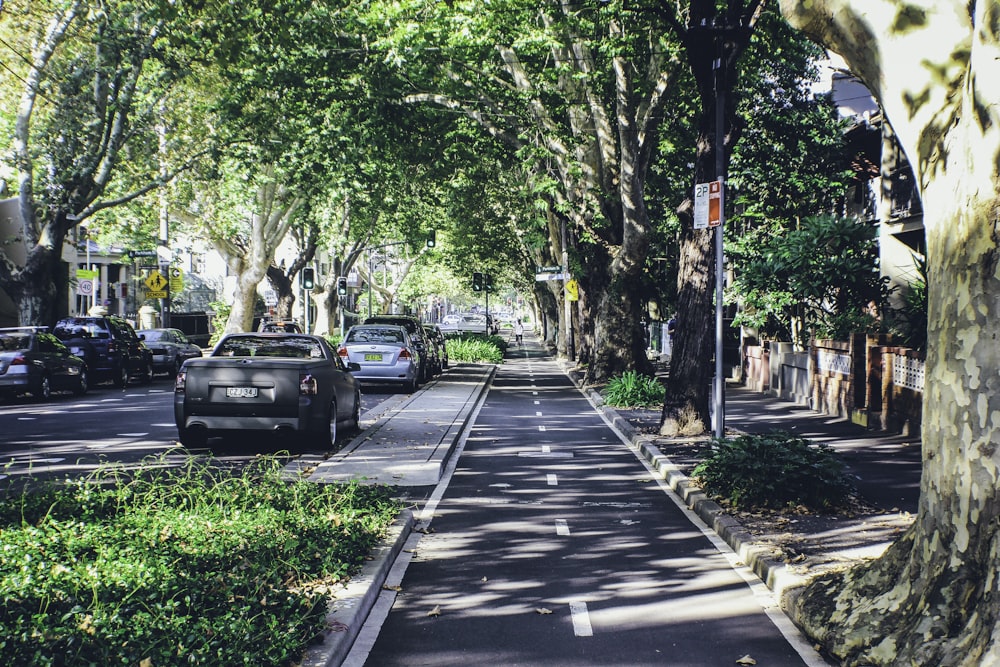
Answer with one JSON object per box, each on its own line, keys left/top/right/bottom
{"left": 426, "top": 230, "right": 436, "bottom": 248}
{"left": 337, "top": 276, "right": 348, "bottom": 296}
{"left": 485, "top": 273, "right": 494, "bottom": 292}
{"left": 302, "top": 267, "right": 315, "bottom": 289}
{"left": 472, "top": 272, "right": 484, "bottom": 292}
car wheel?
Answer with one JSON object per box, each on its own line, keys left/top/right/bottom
{"left": 178, "top": 427, "right": 207, "bottom": 449}
{"left": 114, "top": 364, "right": 129, "bottom": 388}
{"left": 140, "top": 359, "right": 154, "bottom": 385}
{"left": 316, "top": 399, "right": 337, "bottom": 448}
{"left": 347, "top": 389, "right": 361, "bottom": 432}
{"left": 403, "top": 378, "right": 416, "bottom": 393}
{"left": 34, "top": 375, "right": 52, "bottom": 401}
{"left": 73, "top": 367, "right": 89, "bottom": 395}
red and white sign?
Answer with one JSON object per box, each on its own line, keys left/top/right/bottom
{"left": 694, "top": 179, "right": 724, "bottom": 229}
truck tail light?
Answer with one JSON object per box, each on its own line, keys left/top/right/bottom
{"left": 174, "top": 370, "right": 186, "bottom": 393}
{"left": 299, "top": 373, "right": 318, "bottom": 395}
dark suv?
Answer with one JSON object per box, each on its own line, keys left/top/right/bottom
{"left": 364, "top": 315, "right": 437, "bottom": 382}
{"left": 53, "top": 316, "right": 153, "bottom": 387}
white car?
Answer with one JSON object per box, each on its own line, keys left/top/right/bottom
{"left": 337, "top": 324, "right": 422, "bottom": 393}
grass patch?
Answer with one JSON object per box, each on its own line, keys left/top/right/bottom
{"left": 692, "top": 431, "right": 853, "bottom": 511}
{"left": 0, "top": 456, "right": 400, "bottom": 666}
{"left": 603, "top": 371, "right": 665, "bottom": 408}
{"left": 445, "top": 332, "right": 506, "bottom": 363}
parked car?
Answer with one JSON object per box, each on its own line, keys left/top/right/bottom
{"left": 364, "top": 315, "right": 436, "bottom": 382}
{"left": 174, "top": 333, "right": 361, "bottom": 449}
{"left": 137, "top": 328, "right": 204, "bottom": 375}
{"left": 0, "top": 327, "right": 89, "bottom": 400}
{"left": 338, "top": 324, "right": 422, "bottom": 393}
{"left": 423, "top": 324, "right": 449, "bottom": 370}
{"left": 258, "top": 318, "right": 302, "bottom": 333}
{"left": 53, "top": 316, "right": 153, "bottom": 387}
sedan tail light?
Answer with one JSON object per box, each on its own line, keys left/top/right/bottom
{"left": 299, "top": 373, "right": 318, "bottom": 395}
{"left": 174, "top": 370, "right": 186, "bottom": 393}
{"left": 337, "top": 347, "right": 349, "bottom": 359}
{"left": 9, "top": 355, "right": 27, "bottom": 366}
{"left": 398, "top": 348, "right": 412, "bottom": 359}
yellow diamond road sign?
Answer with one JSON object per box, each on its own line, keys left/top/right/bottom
{"left": 145, "top": 271, "right": 168, "bottom": 291}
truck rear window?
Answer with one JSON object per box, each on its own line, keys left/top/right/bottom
{"left": 215, "top": 336, "right": 323, "bottom": 359}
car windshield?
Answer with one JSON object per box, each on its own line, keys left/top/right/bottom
{"left": 346, "top": 327, "right": 405, "bottom": 344}
{"left": 214, "top": 336, "right": 324, "bottom": 359}
{"left": 0, "top": 333, "right": 31, "bottom": 351}
{"left": 141, "top": 330, "right": 167, "bottom": 342}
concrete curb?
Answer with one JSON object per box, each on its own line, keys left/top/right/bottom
{"left": 563, "top": 366, "right": 808, "bottom": 604}
{"left": 298, "top": 509, "right": 415, "bottom": 667}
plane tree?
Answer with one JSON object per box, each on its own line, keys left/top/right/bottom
{"left": 0, "top": 0, "right": 217, "bottom": 326}
{"left": 774, "top": 2, "right": 1000, "bottom": 664}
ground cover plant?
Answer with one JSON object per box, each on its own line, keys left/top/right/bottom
{"left": 445, "top": 332, "right": 506, "bottom": 363}
{"left": 603, "top": 370, "right": 666, "bottom": 408}
{"left": 693, "top": 431, "right": 853, "bottom": 510}
{"left": 0, "top": 456, "right": 400, "bottom": 666}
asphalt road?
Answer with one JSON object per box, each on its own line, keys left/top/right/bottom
{"left": 356, "top": 343, "right": 828, "bottom": 667}
{"left": 0, "top": 375, "right": 400, "bottom": 490}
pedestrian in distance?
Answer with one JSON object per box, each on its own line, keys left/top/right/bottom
{"left": 514, "top": 319, "right": 524, "bottom": 346}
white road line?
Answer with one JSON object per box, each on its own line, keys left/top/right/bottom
{"left": 538, "top": 425, "right": 546, "bottom": 432}
{"left": 569, "top": 601, "right": 593, "bottom": 637}
{"left": 534, "top": 400, "right": 540, "bottom": 405}
{"left": 555, "top": 519, "right": 570, "bottom": 536}
{"left": 117, "top": 433, "right": 149, "bottom": 437}
{"left": 532, "top": 391, "right": 538, "bottom": 396}
{"left": 542, "top": 445, "right": 551, "bottom": 453}
{"left": 547, "top": 474, "right": 558, "bottom": 486}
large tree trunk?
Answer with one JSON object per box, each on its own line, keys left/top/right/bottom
{"left": 778, "top": 2, "right": 1000, "bottom": 664}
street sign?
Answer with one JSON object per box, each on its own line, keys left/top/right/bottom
{"left": 535, "top": 272, "right": 567, "bottom": 281}
{"left": 694, "top": 179, "right": 723, "bottom": 229}
{"left": 146, "top": 290, "right": 167, "bottom": 299}
{"left": 129, "top": 250, "right": 158, "bottom": 258}
{"left": 168, "top": 267, "right": 183, "bottom": 292}
{"left": 145, "top": 271, "right": 168, "bottom": 291}
{"left": 537, "top": 265, "right": 562, "bottom": 273}
{"left": 565, "top": 279, "right": 579, "bottom": 301}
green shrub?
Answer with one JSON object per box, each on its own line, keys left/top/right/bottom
{"left": 445, "top": 332, "right": 505, "bottom": 363}
{"left": 0, "top": 456, "right": 400, "bottom": 666}
{"left": 603, "top": 371, "right": 665, "bottom": 408}
{"left": 692, "top": 431, "right": 853, "bottom": 510}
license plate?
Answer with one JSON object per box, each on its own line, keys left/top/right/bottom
{"left": 226, "top": 386, "right": 258, "bottom": 398}
{"left": 364, "top": 353, "right": 382, "bottom": 361}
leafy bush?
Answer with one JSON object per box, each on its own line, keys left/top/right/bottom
{"left": 692, "top": 431, "right": 852, "bottom": 510}
{"left": 445, "top": 332, "right": 505, "bottom": 363}
{"left": 603, "top": 371, "right": 665, "bottom": 408}
{"left": 0, "top": 456, "right": 400, "bottom": 666}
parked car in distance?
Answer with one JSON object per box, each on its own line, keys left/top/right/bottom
{"left": 439, "top": 313, "right": 488, "bottom": 335}
{"left": 174, "top": 333, "right": 361, "bottom": 449}
{"left": 0, "top": 327, "right": 88, "bottom": 400}
{"left": 258, "top": 318, "right": 302, "bottom": 333}
{"left": 53, "top": 315, "right": 153, "bottom": 387}
{"left": 138, "top": 328, "right": 204, "bottom": 375}
{"left": 338, "top": 324, "right": 421, "bottom": 393}
{"left": 364, "top": 315, "right": 436, "bottom": 382}
{"left": 423, "top": 324, "right": 449, "bottom": 370}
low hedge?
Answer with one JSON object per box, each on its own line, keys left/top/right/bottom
{"left": 0, "top": 456, "right": 400, "bottom": 666}
{"left": 693, "top": 431, "right": 853, "bottom": 511}
{"left": 445, "top": 332, "right": 506, "bottom": 363}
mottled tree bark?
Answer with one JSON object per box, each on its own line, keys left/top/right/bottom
{"left": 779, "top": 2, "right": 1000, "bottom": 663}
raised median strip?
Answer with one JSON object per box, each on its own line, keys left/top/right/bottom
{"left": 307, "top": 363, "right": 495, "bottom": 486}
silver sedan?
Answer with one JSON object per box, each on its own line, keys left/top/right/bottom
{"left": 337, "top": 324, "right": 421, "bottom": 393}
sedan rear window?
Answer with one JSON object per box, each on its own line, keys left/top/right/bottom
{"left": 346, "top": 328, "right": 405, "bottom": 344}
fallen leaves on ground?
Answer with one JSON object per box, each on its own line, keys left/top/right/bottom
{"left": 736, "top": 655, "right": 757, "bottom": 665}
{"left": 427, "top": 605, "right": 441, "bottom": 617}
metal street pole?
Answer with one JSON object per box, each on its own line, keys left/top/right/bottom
{"left": 713, "top": 41, "right": 726, "bottom": 439}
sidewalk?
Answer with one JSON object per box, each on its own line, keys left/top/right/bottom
{"left": 298, "top": 341, "right": 922, "bottom": 665}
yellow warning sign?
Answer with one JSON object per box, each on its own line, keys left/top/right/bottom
{"left": 145, "top": 271, "right": 168, "bottom": 291}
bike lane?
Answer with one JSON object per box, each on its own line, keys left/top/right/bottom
{"left": 354, "top": 338, "right": 829, "bottom": 666}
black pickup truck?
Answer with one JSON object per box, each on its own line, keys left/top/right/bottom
{"left": 173, "top": 333, "right": 361, "bottom": 450}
